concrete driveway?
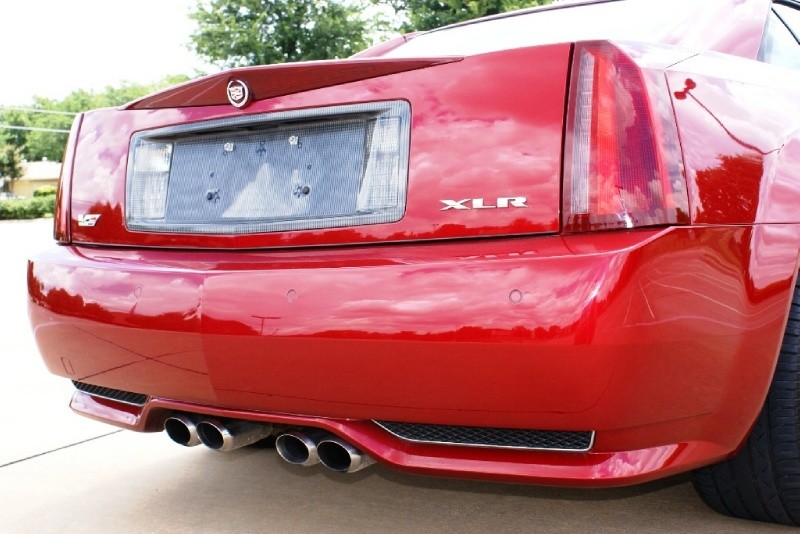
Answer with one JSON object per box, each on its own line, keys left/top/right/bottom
{"left": 0, "top": 218, "right": 790, "bottom": 533}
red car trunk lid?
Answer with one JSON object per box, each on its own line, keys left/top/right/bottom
{"left": 67, "top": 44, "right": 571, "bottom": 249}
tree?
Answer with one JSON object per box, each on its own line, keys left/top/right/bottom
{"left": 0, "top": 109, "right": 29, "bottom": 153}
{"left": 0, "top": 144, "right": 24, "bottom": 193}
{"left": 0, "top": 75, "right": 190, "bottom": 163}
{"left": 388, "top": 0, "right": 554, "bottom": 32}
{"left": 190, "top": 0, "right": 374, "bottom": 67}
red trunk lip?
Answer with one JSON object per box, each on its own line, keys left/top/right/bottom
{"left": 125, "top": 57, "right": 462, "bottom": 110}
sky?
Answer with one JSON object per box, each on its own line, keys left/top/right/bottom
{"left": 0, "top": 0, "right": 215, "bottom": 105}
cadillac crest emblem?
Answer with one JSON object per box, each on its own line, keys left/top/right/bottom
{"left": 226, "top": 79, "right": 251, "bottom": 108}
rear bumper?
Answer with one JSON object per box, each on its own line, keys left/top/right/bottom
{"left": 28, "top": 225, "right": 799, "bottom": 486}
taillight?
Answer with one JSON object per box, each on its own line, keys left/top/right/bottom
{"left": 563, "top": 42, "right": 688, "bottom": 232}
{"left": 54, "top": 113, "right": 83, "bottom": 243}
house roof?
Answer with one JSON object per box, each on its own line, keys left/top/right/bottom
{"left": 22, "top": 160, "right": 61, "bottom": 181}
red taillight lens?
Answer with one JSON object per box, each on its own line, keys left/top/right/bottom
{"left": 563, "top": 42, "right": 688, "bottom": 232}
{"left": 54, "top": 113, "right": 82, "bottom": 243}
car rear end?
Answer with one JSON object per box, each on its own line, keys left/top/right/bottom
{"left": 29, "top": 0, "right": 791, "bottom": 488}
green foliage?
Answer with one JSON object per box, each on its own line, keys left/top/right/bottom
{"left": 388, "top": 0, "right": 554, "bottom": 31}
{"left": 33, "top": 185, "right": 58, "bottom": 197}
{"left": 0, "top": 194, "right": 55, "bottom": 220}
{"left": 0, "top": 144, "right": 24, "bottom": 191}
{"left": 190, "top": 0, "right": 374, "bottom": 66}
{"left": 0, "top": 75, "right": 190, "bottom": 163}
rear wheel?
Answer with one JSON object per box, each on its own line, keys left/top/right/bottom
{"left": 692, "top": 280, "right": 800, "bottom": 525}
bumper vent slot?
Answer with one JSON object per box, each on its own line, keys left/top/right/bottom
{"left": 72, "top": 381, "right": 149, "bottom": 407}
{"left": 375, "top": 421, "right": 594, "bottom": 452}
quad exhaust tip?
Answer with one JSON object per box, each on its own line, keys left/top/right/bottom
{"left": 276, "top": 429, "right": 376, "bottom": 473}
{"left": 276, "top": 430, "right": 325, "bottom": 466}
{"left": 164, "top": 414, "right": 273, "bottom": 452}
{"left": 164, "top": 415, "right": 374, "bottom": 472}
{"left": 317, "top": 436, "right": 375, "bottom": 473}
{"left": 164, "top": 414, "right": 201, "bottom": 447}
{"left": 196, "top": 417, "right": 273, "bottom": 452}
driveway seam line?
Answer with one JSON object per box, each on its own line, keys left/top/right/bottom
{"left": 0, "top": 430, "right": 123, "bottom": 468}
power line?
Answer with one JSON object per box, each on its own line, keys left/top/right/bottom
{"left": 0, "top": 124, "right": 70, "bottom": 134}
{"left": 0, "top": 107, "right": 78, "bottom": 117}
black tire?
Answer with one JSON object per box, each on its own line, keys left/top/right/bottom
{"left": 692, "top": 279, "right": 800, "bottom": 525}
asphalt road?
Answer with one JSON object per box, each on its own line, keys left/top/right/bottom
{"left": 0, "top": 218, "right": 792, "bottom": 533}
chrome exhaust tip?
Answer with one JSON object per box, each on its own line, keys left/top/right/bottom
{"left": 164, "top": 413, "right": 201, "bottom": 447}
{"left": 275, "top": 429, "right": 326, "bottom": 466}
{"left": 196, "top": 418, "right": 273, "bottom": 452}
{"left": 318, "top": 436, "right": 375, "bottom": 473}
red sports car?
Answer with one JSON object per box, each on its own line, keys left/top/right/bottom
{"left": 28, "top": 0, "right": 800, "bottom": 525}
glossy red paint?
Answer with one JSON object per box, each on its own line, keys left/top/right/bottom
{"left": 54, "top": 114, "right": 82, "bottom": 243}
{"left": 667, "top": 55, "right": 800, "bottom": 226}
{"left": 28, "top": 224, "right": 800, "bottom": 484}
{"left": 126, "top": 57, "right": 461, "bottom": 110}
{"left": 658, "top": 0, "right": 769, "bottom": 60}
{"left": 350, "top": 33, "right": 422, "bottom": 59}
{"left": 68, "top": 45, "right": 570, "bottom": 248}
{"left": 26, "top": 0, "right": 800, "bottom": 489}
